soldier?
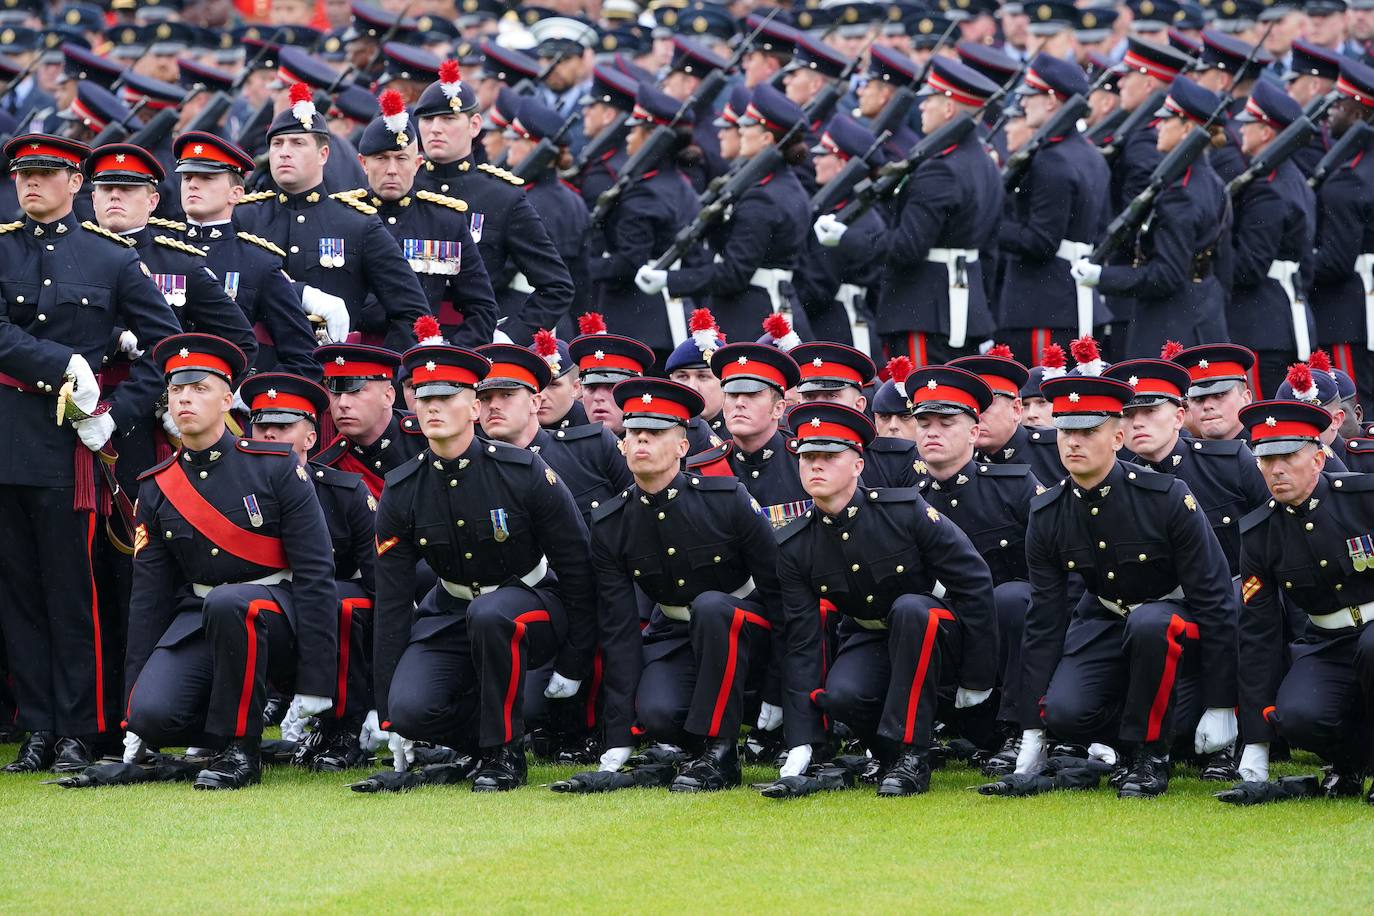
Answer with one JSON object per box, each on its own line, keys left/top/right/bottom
{"left": 121, "top": 334, "right": 338, "bottom": 790}
{"left": 1108, "top": 38, "right": 1190, "bottom": 211}
{"left": 370, "top": 343, "right": 596, "bottom": 791}
{"left": 357, "top": 89, "right": 498, "bottom": 348}
{"left": 234, "top": 83, "right": 429, "bottom": 354}
{"left": 664, "top": 307, "right": 728, "bottom": 445}
{"left": 871, "top": 356, "right": 921, "bottom": 443}
{"left": 0, "top": 134, "right": 180, "bottom": 773}
{"left": 773, "top": 401, "right": 997, "bottom": 796}
{"left": 1280, "top": 39, "right": 1338, "bottom": 178}
{"left": 1012, "top": 375, "right": 1238, "bottom": 798}
{"left": 1232, "top": 399, "right": 1374, "bottom": 801}
{"left": 852, "top": 43, "right": 922, "bottom": 162}
{"left": 659, "top": 38, "right": 731, "bottom": 191}
{"left": 1172, "top": 343, "right": 1257, "bottom": 441}
{"left": 950, "top": 350, "right": 1068, "bottom": 486}
{"left": 239, "top": 371, "right": 377, "bottom": 772}
{"left": 412, "top": 60, "right": 574, "bottom": 345}
{"left": 569, "top": 65, "right": 636, "bottom": 211}
{"left": 566, "top": 314, "right": 655, "bottom": 437}
{"left": 1191, "top": 30, "right": 1272, "bottom": 184}
{"left": 173, "top": 131, "right": 321, "bottom": 379}
{"left": 581, "top": 378, "right": 782, "bottom": 791}
{"left": 816, "top": 58, "right": 1005, "bottom": 368}
{"left": 530, "top": 332, "right": 589, "bottom": 430}
{"left": 997, "top": 55, "right": 1112, "bottom": 363}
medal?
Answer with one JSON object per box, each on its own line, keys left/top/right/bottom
{"left": 243, "top": 494, "right": 264, "bottom": 528}
{"left": 223, "top": 272, "right": 240, "bottom": 300}
{"left": 490, "top": 507, "right": 509, "bottom": 543}
{"left": 469, "top": 212, "right": 484, "bottom": 243}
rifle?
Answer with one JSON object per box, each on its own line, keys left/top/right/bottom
{"left": 127, "top": 86, "right": 206, "bottom": 150}
{"left": 981, "top": 59, "right": 1033, "bottom": 138}
{"left": 809, "top": 129, "right": 891, "bottom": 218}
{"left": 513, "top": 45, "right": 574, "bottom": 97}
{"left": 1084, "top": 107, "right": 1127, "bottom": 147}
{"left": 513, "top": 108, "right": 580, "bottom": 181}
{"left": 561, "top": 110, "right": 629, "bottom": 181}
{"left": 1309, "top": 120, "right": 1373, "bottom": 188}
{"left": 86, "top": 97, "right": 149, "bottom": 146}
{"left": 1001, "top": 93, "right": 1089, "bottom": 190}
{"left": 183, "top": 91, "right": 233, "bottom": 134}
{"left": 1096, "top": 89, "right": 1165, "bottom": 160}
{"left": 1226, "top": 115, "right": 1317, "bottom": 198}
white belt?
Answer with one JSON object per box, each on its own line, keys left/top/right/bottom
{"left": 1098, "top": 585, "right": 1183, "bottom": 618}
{"left": 1309, "top": 601, "right": 1374, "bottom": 630}
{"left": 192, "top": 570, "right": 292, "bottom": 598}
{"left": 1057, "top": 239, "right": 1095, "bottom": 339}
{"left": 440, "top": 556, "right": 548, "bottom": 601}
{"left": 749, "top": 268, "right": 794, "bottom": 315}
{"left": 1267, "top": 259, "right": 1311, "bottom": 360}
{"left": 835, "top": 282, "right": 871, "bottom": 355}
{"left": 658, "top": 576, "right": 756, "bottom": 622}
{"left": 1355, "top": 253, "right": 1374, "bottom": 353}
{"left": 926, "top": 248, "right": 979, "bottom": 349}
{"left": 508, "top": 271, "right": 535, "bottom": 294}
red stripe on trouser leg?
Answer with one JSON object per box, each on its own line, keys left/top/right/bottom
{"left": 84, "top": 511, "right": 105, "bottom": 733}
{"left": 335, "top": 598, "right": 370, "bottom": 718}
{"left": 819, "top": 599, "right": 836, "bottom": 728}
{"left": 1144, "top": 614, "right": 1199, "bottom": 743}
{"left": 707, "top": 608, "right": 771, "bottom": 737}
{"left": 234, "top": 600, "right": 277, "bottom": 736}
{"left": 585, "top": 649, "right": 604, "bottom": 729}
{"left": 902, "top": 607, "right": 954, "bottom": 744}
{"left": 502, "top": 610, "right": 550, "bottom": 743}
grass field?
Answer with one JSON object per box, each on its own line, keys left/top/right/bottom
{"left": 2, "top": 739, "right": 1373, "bottom": 914}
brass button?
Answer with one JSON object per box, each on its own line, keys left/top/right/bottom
{"left": 713, "top": 556, "right": 721, "bottom": 563}
{"left": 1336, "top": 583, "right": 1344, "bottom": 591}
{"left": 464, "top": 552, "right": 472, "bottom": 559}
{"left": 1107, "top": 571, "right": 1115, "bottom": 580}
{"left": 895, "top": 565, "right": 905, "bottom": 573}
{"left": 164, "top": 530, "right": 172, "bottom": 539}
{"left": 1320, "top": 560, "right": 1328, "bottom": 567}
{"left": 676, "top": 578, "right": 685, "bottom": 586}
{"left": 1222, "top": 516, "right": 1231, "bottom": 524}
{"left": 457, "top": 520, "right": 465, "bottom": 527}
{"left": 999, "top": 539, "right": 1009, "bottom": 547}
{"left": 296, "top": 215, "right": 305, "bottom": 223}
{"left": 36, "top": 313, "right": 45, "bottom": 321}
{"left": 290, "top": 245, "right": 299, "bottom": 253}
{"left": 1127, "top": 472, "right": 1136, "bottom": 479}
{"left": 199, "top": 471, "right": 208, "bottom": 479}
{"left": 658, "top": 512, "right": 666, "bottom": 520}
{"left": 841, "top": 532, "right": 849, "bottom": 540}
{"left": 449, "top": 479, "right": 457, "bottom": 487}
{"left": 667, "top": 547, "right": 676, "bottom": 556}
{"left": 419, "top": 537, "right": 428, "bottom": 546}
{"left": 1098, "top": 541, "right": 1107, "bottom": 549}
{"left": 1335, "top": 479, "right": 1344, "bottom": 488}
{"left": 1305, "top": 522, "right": 1314, "bottom": 531}
{"left": 591, "top": 501, "right": 599, "bottom": 509}
{"left": 751, "top": 470, "right": 759, "bottom": 478}
{"left": 633, "top": 569, "right": 641, "bottom": 577}
{"left": 866, "top": 595, "right": 874, "bottom": 603}
{"left": 851, "top": 563, "right": 860, "bottom": 572}
{"left": 1138, "top": 553, "right": 1147, "bottom": 561}
{"left": 210, "top": 548, "right": 219, "bottom": 557}
{"left": 820, "top": 585, "right": 828, "bottom": 593}
{"left": 387, "top": 217, "right": 396, "bottom": 224}
{"left": 950, "top": 498, "right": 958, "bottom": 507}
{"left": 1067, "top": 561, "right": 1076, "bottom": 569}
{"left": 42, "top": 279, "right": 50, "bottom": 286}
{"left": 869, "top": 492, "right": 878, "bottom": 500}
{"left": 1091, "top": 507, "right": 1099, "bottom": 516}
{"left": 1284, "top": 581, "right": 1292, "bottom": 589}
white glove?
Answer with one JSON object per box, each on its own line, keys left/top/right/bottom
{"left": 756, "top": 702, "right": 783, "bottom": 731}
{"left": 1238, "top": 742, "right": 1270, "bottom": 783}
{"left": 814, "top": 213, "right": 848, "bottom": 247}
{"left": 161, "top": 408, "right": 180, "bottom": 439}
{"left": 1088, "top": 742, "right": 1118, "bottom": 766}
{"left": 1070, "top": 258, "right": 1102, "bottom": 287}
{"left": 635, "top": 265, "right": 668, "bottom": 295}
{"left": 779, "top": 744, "right": 812, "bottom": 778}
{"left": 1194, "top": 706, "right": 1238, "bottom": 755}
{"left": 290, "top": 693, "right": 334, "bottom": 719}
{"left": 598, "top": 745, "right": 632, "bottom": 773}
{"left": 232, "top": 387, "right": 249, "bottom": 414}
{"left": 118, "top": 330, "right": 143, "bottom": 358}
{"left": 301, "top": 285, "right": 350, "bottom": 342}
{"left": 279, "top": 701, "right": 304, "bottom": 743}
{"left": 65, "top": 354, "right": 100, "bottom": 414}
{"left": 388, "top": 731, "right": 414, "bottom": 773}
{"left": 955, "top": 686, "right": 992, "bottom": 709}
{"left": 543, "top": 672, "right": 581, "bottom": 699}
{"left": 359, "top": 710, "right": 388, "bottom": 751}
{"left": 122, "top": 731, "right": 145, "bottom": 764}
{"left": 1014, "top": 728, "right": 1047, "bottom": 775}
{"left": 74, "top": 412, "right": 115, "bottom": 451}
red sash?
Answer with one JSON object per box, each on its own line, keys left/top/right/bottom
{"left": 336, "top": 450, "right": 385, "bottom": 499}
{"left": 155, "top": 459, "right": 288, "bottom": 568}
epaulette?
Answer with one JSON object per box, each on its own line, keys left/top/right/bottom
{"left": 1346, "top": 438, "right": 1374, "bottom": 454}
{"left": 1030, "top": 480, "right": 1068, "bottom": 512}
{"left": 0, "top": 220, "right": 22, "bottom": 235}
{"left": 478, "top": 162, "right": 525, "bottom": 185}
{"left": 775, "top": 511, "right": 813, "bottom": 544}
{"left": 1026, "top": 427, "right": 1058, "bottom": 445}
{"left": 686, "top": 440, "right": 734, "bottom": 477}
{"left": 548, "top": 422, "right": 603, "bottom": 441}
{"left": 384, "top": 453, "right": 425, "bottom": 487}
{"left": 147, "top": 215, "right": 187, "bottom": 232}
{"left": 81, "top": 221, "right": 135, "bottom": 247}
{"left": 137, "top": 450, "right": 181, "bottom": 481}
{"left": 870, "top": 486, "right": 922, "bottom": 503}
{"left": 313, "top": 436, "right": 348, "bottom": 466}
{"left": 415, "top": 189, "right": 469, "bottom": 212}
{"left": 236, "top": 438, "right": 293, "bottom": 457}
{"left": 237, "top": 231, "right": 285, "bottom": 258}
{"left": 400, "top": 413, "right": 424, "bottom": 435}
{"left": 237, "top": 190, "right": 276, "bottom": 204}
{"left": 154, "top": 235, "right": 206, "bottom": 257}
{"left": 330, "top": 190, "right": 378, "bottom": 214}
{"left": 1186, "top": 437, "right": 1246, "bottom": 456}
{"left": 1328, "top": 471, "right": 1374, "bottom": 491}
{"left": 867, "top": 436, "right": 916, "bottom": 453}
{"left": 484, "top": 439, "right": 534, "bottom": 465}
{"left": 591, "top": 489, "right": 629, "bottom": 523}
{"left": 1239, "top": 500, "right": 1277, "bottom": 534}
{"left": 333, "top": 187, "right": 369, "bottom": 199}
{"left": 1125, "top": 466, "right": 1173, "bottom": 491}
{"left": 976, "top": 462, "right": 1035, "bottom": 478}
{"left": 308, "top": 462, "right": 364, "bottom": 489}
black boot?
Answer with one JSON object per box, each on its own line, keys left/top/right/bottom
{"left": 1322, "top": 764, "right": 1365, "bottom": 799}
{"left": 262, "top": 696, "right": 287, "bottom": 727}
{"left": 471, "top": 743, "right": 528, "bottom": 792}
{"left": 4, "top": 732, "right": 56, "bottom": 773}
{"left": 51, "top": 737, "right": 93, "bottom": 773}
{"left": 669, "top": 738, "right": 740, "bottom": 793}
{"left": 1199, "top": 748, "right": 1239, "bottom": 782}
{"left": 291, "top": 726, "right": 326, "bottom": 768}
{"left": 310, "top": 722, "right": 368, "bottom": 772}
{"left": 1117, "top": 747, "right": 1171, "bottom": 798}
{"left": 877, "top": 746, "right": 932, "bottom": 797}
{"left": 980, "top": 734, "right": 1021, "bottom": 777}
{"left": 194, "top": 738, "right": 262, "bottom": 790}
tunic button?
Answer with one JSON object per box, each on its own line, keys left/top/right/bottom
{"left": 557, "top": 431, "right": 565, "bottom": 438}
{"left": 290, "top": 245, "right": 299, "bottom": 253}
{"left": 464, "top": 552, "right": 473, "bottom": 559}
{"left": 1335, "top": 479, "right": 1344, "bottom": 488}
{"left": 1321, "top": 560, "right": 1329, "bottom": 567}
{"left": 633, "top": 570, "right": 641, "bottom": 577}
{"left": 820, "top": 585, "right": 828, "bottom": 593}
{"left": 42, "top": 279, "right": 50, "bottom": 286}
{"left": 866, "top": 595, "right": 874, "bottom": 603}
{"left": 296, "top": 215, "right": 305, "bottom": 223}
{"left": 80, "top": 298, "right": 87, "bottom": 305}
{"left": 199, "top": 471, "right": 208, "bottom": 479}
{"left": 449, "top": 479, "right": 457, "bottom": 487}
{"left": 387, "top": 217, "right": 396, "bottom": 225}
{"left": 869, "top": 492, "right": 878, "bottom": 499}
{"left": 895, "top": 565, "right": 905, "bottom": 573}
{"left": 677, "top": 579, "right": 685, "bottom": 586}
{"left": 487, "top": 446, "right": 496, "bottom": 453}
{"left": 591, "top": 501, "right": 599, "bottom": 509}
{"left": 713, "top": 556, "right": 721, "bottom": 563}
{"left": 1305, "top": 522, "right": 1314, "bottom": 531}
{"left": 1090, "top": 507, "right": 1099, "bottom": 516}
{"left": 851, "top": 563, "right": 860, "bottom": 572}
{"left": 36, "top": 314, "right": 45, "bottom": 321}
{"left": 14, "top": 296, "right": 21, "bottom": 303}
{"left": 210, "top": 548, "right": 219, "bottom": 557}
{"left": 1107, "top": 572, "right": 1115, "bottom": 580}
{"left": 841, "top": 532, "right": 849, "bottom": 540}
{"left": 950, "top": 498, "right": 958, "bottom": 507}
{"left": 374, "top": 461, "right": 382, "bottom": 469}
{"left": 999, "top": 539, "right": 1009, "bottom": 547}
{"left": 419, "top": 537, "right": 428, "bottom": 545}
{"left": 440, "top": 184, "right": 449, "bottom": 192}
{"left": 1284, "top": 581, "right": 1292, "bottom": 589}
{"left": 1138, "top": 553, "right": 1147, "bottom": 561}
{"left": 658, "top": 512, "right": 666, "bottom": 520}
{"left": 1098, "top": 541, "right": 1106, "bottom": 549}
{"left": 667, "top": 547, "right": 676, "bottom": 556}
{"left": 164, "top": 531, "right": 172, "bottom": 539}
{"left": 1067, "top": 561, "right": 1076, "bottom": 569}
{"left": 1222, "top": 516, "right": 1231, "bottom": 525}
{"left": 457, "top": 520, "right": 465, "bottom": 527}
{"left": 316, "top": 471, "right": 324, "bottom": 478}
{"left": 751, "top": 470, "right": 759, "bottom": 478}
{"left": 1336, "top": 583, "right": 1344, "bottom": 591}
{"left": 45, "top": 244, "right": 52, "bottom": 250}
{"left": 1127, "top": 472, "right": 1136, "bottom": 479}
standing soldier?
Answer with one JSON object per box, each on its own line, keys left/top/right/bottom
{"left": 0, "top": 134, "right": 180, "bottom": 774}
{"left": 569, "top": 66, "right": 637, "bottom": 211}
{"left": 121, "top": 334, "right": 338, "bottom": 790}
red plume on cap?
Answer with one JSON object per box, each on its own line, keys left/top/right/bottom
{"left": 689, "top": 308, "right": 716, "bottom": 334}
{"left": 289, "top": 82, "right": 313, "bottom": 106}
{"left": 290, "top": 82, "right": 317, "bottom": 129}
{"left": 533, "top": 328, "right": 558, "bottom": 357}
{"left": 412, "top": 315, "right": 442, "bottom": 345}
{"left": 438, "top": 59, "right": 464, "bottom": 111}
{"left": 438, "top": 59, "right": 461, "bottom": 85}
{"left": 1070, "top": 335, "right": 1103, "bottom": 376}
{"left": 577, "top": 312, "right": 607, "bottom": 335}
{"left": 1309, "top": 348, "right": 1333, "bottom": 374}
{"left": 1160, "top": 340, "right": 1185, "bottom": 360}
{"left": 762, "top": 313, "right": 799, "bottom": 352}
{"left": 886, "top": 355, "right": 912, "bottom": 397}
{"left": 379, "top": 89, "right": 405, "bottom": 118}
{"left": 1287, "top": 362, "right": 1318, "bottom": 400}
{"left": 987, "top": 343, "right": 1014, "bottom": 359}
{"left": 1040, "top": 342, "right": 1067, "bottom": 381}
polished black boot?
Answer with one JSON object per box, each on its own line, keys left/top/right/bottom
{"left": 310, "top": 721, "right": 368, "bottom": 772}
{"left": 51, "top": 737, "right": 93, "bottom": 773}
{"left": 4, "top": 731, "right": 56, "bottom": 773}
{"left": 1322, "top": 764, "right": 1365, "bottom": 799}
{"left": 471, "top": 743, "right": 528, "bottom": 792}
{"left": 262, "top": 695, "right": 287, "bottom": 727}
{"left": 1116, "top": 747, "right": 1171, "bottom": 798}
{"left": 194, "top": 738, "right": 262, "bottom": 790}
{"left": 1199, "top": 748, "right": 1239, "bottom": 782}
{"left": 876, "top": 745, "right": 932, "bottom": 797}
{"left": 669, "top": 738, "right": 741, "bottom": 793}
{"left": 980, "top": 734, "right": 1022, "bottom": 778}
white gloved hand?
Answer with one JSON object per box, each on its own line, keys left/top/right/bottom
{"left": 954, "top": 686, "right": 992, "bottom": 709}
{"left": 122, "top": 731, "right": 145, "bottom": 764}
{"left": 814, "top": 213, "right": 848, "bottom": 247}
{"left": 291, "top": 693, "right": 334, "bottom": 719}
{"left": 1014, "top": 728, "right": 1048, "bottom": 775}
{"left": 1087, "top": 742, "right": 1118, "bottom": 766}
{"left": 1195, "top": 706, "right": 1238, "bottom": 755}
{"left": 279, "top": 701, "right": 304, "bottom": 743}
{"left": 301, "top": 285, "right": 350, "bottom": 342}
{"left": 118, "top": 330, "right": 143, "bottom": 359}
{"left": 1238, "top": 742, "right": 1270, "bottom": 783}
{"left": 359, "top": 709, "right": 388, "bottom": 751}
{"left": 161, "top": 408, "right": 180, "bottom": 439}
{"left": 756, "top": 702, "right": 783, "bottom": 731}
{"left": 388, "top": 731, "right": 414, "bottom": 773}
{"left": 232, "top": 387, "right": 249, "bottom": 414}
{"left": 543, "top": 672, "right": 581, "bottom": 699}
{"left": 779, "top": 744, "right": 813, "bottom": 778}
{"left": 65, "top": 354, "right": 100, "bottom": 414}
{"left": 74, "top": 412, "right": 115, "bottom": 451}
{"left": 598, "top": 745, "right": 632, "bottom": 773}
{"left": 635, "top": 265, "right": 668, "bottom": 295}
{"left": 1070, "top": 258, "right": 1102, "bottom": 287}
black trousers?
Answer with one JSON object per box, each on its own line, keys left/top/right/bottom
{"left": 126, "top": 584, "right": 295, "bottom": 744}
{"left": 636, "top": 592, "right": 771, "bottom": 744}
{"left": 994, "top": 580, "right": 1033, "bottom": 724}
{"left": 1000, "top": 328, "right": 1074, "bottom": 371}
{"left": 879, "top": 332, "right": 979, "bottom": 370}
{"left": 1329, "top": 342, "right": 1374, "bottom": 419}
{"left": 1253, "top": 349, "right": 1296, "bottom": 401}
{"left": 818, "top": 594, "right": 961, "bottom": 749}
{"left": 1270, "top": 624, "right": 1374, "bottom": 771}
{"left": 1042, "top": 599, "right": 1203, "bottom": 747}
{"left": 386, "top": 583, "right": 566, "bottom": 750}
{"left": 0, "top": 486, "right": 106, "bottom": 737}
{"left": 332, "top": 581, "right": 373, "bottom": 724}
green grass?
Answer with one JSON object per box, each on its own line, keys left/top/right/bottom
{"left": 2, "top": 740, "right": 1373, "bottom": 913}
